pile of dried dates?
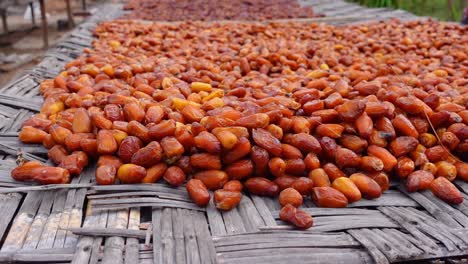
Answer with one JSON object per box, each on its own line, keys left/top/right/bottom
{"left": 122, "top": 0, "right": 319, "bottom": 21}
{"left": 13, "top": 19, "right": 468, "bottom": 229}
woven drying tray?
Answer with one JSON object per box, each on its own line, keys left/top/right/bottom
{"left": 0, "top": 1, "right": 467, "bottom": 264}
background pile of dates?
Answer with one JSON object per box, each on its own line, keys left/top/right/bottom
{"left": 122, "top": 0, "right": 319, "bottom": 21}
{"left": 13, "top": 19, "right": 468, "bottom": 229}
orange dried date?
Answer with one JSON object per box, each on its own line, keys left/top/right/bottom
{"left": 406, "top": 170, "right": 434, "bottom": 192}
{"left": 332, "top": 176, "right": 361, "bottom": 203}
{"left": 279, "top": 204, "right": 313, "bottom": 230}
{"left": 194, "top": 131, "right": 221, "bottom": 154}
{"left": 97, "top": 155, "right": 122, "bottom": 170}
{"left": 279, "top": 188, "right": 303, "bottom": 207}
{"left": 117, "top": 164, "right": 146, "bottom": 184}
{"left": 283, "top": 133, "right": 321, "bottom": 154}
{"left": 235, "top": 113, "right": 269, "bottom": 128}
{"left": 335, "top": 147, "right": 361, "bottom": 168}
{"left": 163, "top": 166, "right": 186, "bottom": 186}
{"left": 396, "top": 96, "right": 424, "bottom": 114}
{"left": 322, "top": 163, "right": 346, "bottom": 181}
{"left": 59, "top": 151, "right": 89, "bottom": 175}
{"left": 118, "top": 136, "right": 143, "bottom": 163}
{"left": 145, "top": 105, "right": 164, "bottom": 124}
{"left": 274, "top": 175, "right": 297, "bottom": 191}
{"left": 392, "top": 114, "right": 419, "bottom": 138}
{"left": 281, "top": 144, "right": 303, "bottom": 159}
{"left": 111, "top": 129, "right": 127, "bottom": 145}
{"left": 79, "top": 138, "right": 96, "bottom": 155}
{"left": 104, "top": 104, "right": 124, "bottom": 122}
{"left": 422, "top": 162, "right": 437, "bottom": 175}
{"left": 123, "top": 102, "right": 145, "bottom": 122}
{"left": 389, "top": 136, "right": 418, "bottom": 157}
{"left": 72, "top": 108, "right": 92, "bottom": 133}
{"left": 161, "top": 136, "right": 185, "bottom": 159}
{"left": 113, "top": 121, "right": 129, "bottom": 132}
{"left": 447, "top": 123, "right": 467, "bottom": 140}
{"left": 360, "top": 156, "right": 384, "bottom": 172}
{"left": 312, "top": 187, "right": 348, "bottom": 208}
{"left": 425, "top": 145, "right": 449, "bottom": 162}
{"left": 319, "top": 136, "right": 338, "bottom": 160}
{"left": 368, "top": 172, "right": 390, "bottom": 191}
{"left": 455, "top": 162, "right": 468, "bottom": 181}
{"left": 19, "top": 126, "right": 48, "bottom": 144}
{"left": 349, "top": 173, "right": 381, "bottom": 199}
{"left": 48, "top": 145, "right": 69, "bottom": 164}
{"left": 42, "top": 134, "right": 56, "bottom": 149}
{"left": 213, "top": 130, "right": 238, "bottom": 150}
{"left": 367, "top": 145, "right": 397, "bottom": 171}
{"left": 223, "top": 180, "right": 243, "bottom": 192}
{"left": 127, "top": 120, "right": 150, "bottom": 142}
{"left": 430, "top": 177, "right": 463, "bottom": 205}
{"left": 368, "top": 130, "right": 388, "bottom": 148}
{"left": 194, "top": 170, "right": 228, "bottom": 190}
{"left": 142, "top": 163, "right": 167, "bottom": 183}
{"left": 214, "top": 189, "right": 242, "bottom": 210}
{"left": 336, "top": 99, "right": 365, "bottom": 122}
{"left": 22, "top": 116, "right": 52, "bottom": 132}
{"left": 395, "top": 157, "right": 414, "bottom": 178}
{"left": 268, "top": 157, "right": 287, "bottom": 178}
{"left": 252, "top": 128, "right": 282, "bottom": 156}
{"left": 440, "top": 132, "right": 460, "bottom": 150}
{"left": 186, "top": 178, "right": 211, "bottom": 207}
{"left": 245, "top": 177, "right": 279, "bottom": 197}
{"left": 97, "top": 129, "right": 118, "bottom": 155}
{"left": 49, "top": 124, "right": 72, "bottom": 145}
{"left": 291, "top": 177, "right": 314, "bottom": 195}
{"left": 190, "top": 153, "right": 221, "bottom": 170}
{"left": 148, "top": 120, "right": 176, "bottom": 139}
{"left": 223, "top": 137, "right": 251, "bottom": 164}
{"left": 355, "top": 113, "right": 373, "bottom": 138}
{"left": 91, "top": 114, "right": 113, "bottom": 130}
{"left": 309, "top": 168, "right": 331, "bottom": 187}
{"left": 96, "top": 165, "right": 116, "bottom": 185}
{"left": 181, "top": 105, "right": 205, "bottom": 123}
{"left": 225, "top": 159, "right": 254, "bottom": 180}
{"left": 131, "top": 141, "right": 163, "bottom": 167}
{"left": 375, "top": 117, "right": 396, "bottom": 139}
{"left": 212, "top": 126, "right": 249, "bottom": 139}
{"left": 285, "top": 159, "right": 306, "bottom": 175}
{"left": 11, "top": 161, "right": 70, "bottom": 184}
{"left": 304, "top": 153, "right": 320, "bottom": 170}
{"left": 435, "top": 161, "right": 457, "bottom": 181}
{"left": 419, "top": 133, "right": 437, "bottom": 148}
{"left": 315, "top": 124, "right": 344, "bottom": 138}
{"left": 340, "top": 134, "right": 368, "bottom": 153}
{"left": 65, "top": 133, "right": 94, "bottom": 151}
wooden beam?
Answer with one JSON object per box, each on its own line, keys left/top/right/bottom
{"left": 39, "top": 0, "right": 48, "bottom": 48}
{"left": 29, "top": 2, "right": 36, "bottom": 27}
{"left": 65, "top": 0, "right": 75, "bottom": 28}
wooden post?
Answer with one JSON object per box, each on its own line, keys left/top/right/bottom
{"left": 39, "top": 0, "right": 48, "bottom": 48}
{"left": 29, "top": 2, "right": 36, "bottom": 27}
{"left": 65, "top": 0, "right": 75, "bottom": 28}
{"left": 82, "top": 0, "right": 87, "bottom": 11}
{"left": 1, "top": 10, "right": 7, "bottom": 34}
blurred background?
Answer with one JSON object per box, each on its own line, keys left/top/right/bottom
{"left": 349, "top": 0, "right": 467, "bottom": 21}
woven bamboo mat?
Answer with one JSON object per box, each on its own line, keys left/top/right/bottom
{"left": 0, "top": 1, "right": 467, "bottom": 263}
